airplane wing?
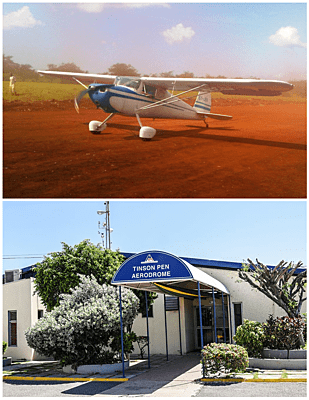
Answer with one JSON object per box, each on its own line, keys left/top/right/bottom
{"left": 37, "top": 70, "right": 117, "bottom": 84}
{"left": 37, "top": 70, "right": 293, "bottom": 96}
{"left": 140, "top": 77, "right": 293, "bottom": 96}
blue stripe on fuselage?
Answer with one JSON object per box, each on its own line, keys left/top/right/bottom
{"left": 89, "top": 85, "right": 195, "bottom": 115}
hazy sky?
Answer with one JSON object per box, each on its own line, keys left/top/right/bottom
{"left": 2, "top": 200, "right": 306, "bottom": 273}
{"left": 3, "top": 2, "right": 307, "bottom": 80}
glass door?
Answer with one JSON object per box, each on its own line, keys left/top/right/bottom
{"left": 196, "top": 306, "right": 213, "bottom": 347}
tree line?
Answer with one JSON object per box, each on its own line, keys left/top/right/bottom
{"left": 3, "top": 55, "right": 306, "bottom": 97}
{"left": 3, "top": 54, "right": 231, "bottom": 82}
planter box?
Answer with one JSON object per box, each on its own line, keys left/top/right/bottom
{"left": 262, "top": 349, "right": 307, "bottom": 360}
{"left": 63, "top": 360, "right": 130, "bottom": 375}
{"left": 249, "top": 357, "right": 306, "bottom": 370}
{"left": 3, "top": 357, "right": 12, "bottom": 367}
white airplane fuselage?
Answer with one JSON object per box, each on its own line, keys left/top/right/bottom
{"left": 89, "top": 84, "right": 203, "bottom": 121}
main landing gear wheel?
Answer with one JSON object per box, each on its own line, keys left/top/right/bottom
{"left": 139, "top": 126, "right": 156, "bottom": 140}
{"left": 204, "top": 121, "right": 209, "bottom": 128}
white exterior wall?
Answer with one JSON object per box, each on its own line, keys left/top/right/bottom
{"left": 2, "top": 278, "right": 47, "bottom": 361}
{"left": 199, "top": 266, "right": 307, "bottom": 336}
{"left": 132, "top": 294, "right": 183, "bottom": 355}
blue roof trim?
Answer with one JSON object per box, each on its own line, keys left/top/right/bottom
{"left": 120, "top": 253, "right": 306, "bottom": 275}
{"left": 12, "top": 255, "right": 305, "bottom": 277}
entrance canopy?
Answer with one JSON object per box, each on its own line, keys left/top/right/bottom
{"left": 112, "top": 250, "right": 229, "bottom": 298}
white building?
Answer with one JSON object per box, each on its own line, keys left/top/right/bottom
{"left": 2, "top": 254, "right": 306, "bottom": 361}
{"left": 2, "top": 267, "right": 47, "bottom": 361}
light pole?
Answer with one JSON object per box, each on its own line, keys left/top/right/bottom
{"left": 97, "top": 201, "right": 113, "bottom": 249}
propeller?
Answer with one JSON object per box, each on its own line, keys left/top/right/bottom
{"left": 74, "top": 88, "right": 91, "bottom": 113}
{"left": 74, "top": 84, "right": 106, "bottom": 113}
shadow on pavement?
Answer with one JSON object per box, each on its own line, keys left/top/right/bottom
{"left": 61, "top": 381, "right": 123, "bottom": 396}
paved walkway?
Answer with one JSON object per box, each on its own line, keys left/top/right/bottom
{"left": 3, "top": 354, "right": 307, "bottom": 397}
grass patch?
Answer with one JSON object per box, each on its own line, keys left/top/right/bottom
{"left": 281, "top": 370, "right": 288, "bottom": 379}
{"left": 3, "top": 81, "right": 81, "bottom": 102}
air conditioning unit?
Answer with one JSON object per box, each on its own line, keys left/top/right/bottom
{"left": 4, "top": 269, "right": 21, "bottom": 283}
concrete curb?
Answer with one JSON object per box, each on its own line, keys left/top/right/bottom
{"left": 4, "top": 375, "right": 306, "bottom": 384}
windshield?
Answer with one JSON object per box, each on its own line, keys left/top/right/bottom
{"left": 115, "top": 77, "right": 141, "bottom": 90}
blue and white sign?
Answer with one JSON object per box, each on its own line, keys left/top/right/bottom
{"left": 112, "top": 251, "right": 193, "bottom": 284}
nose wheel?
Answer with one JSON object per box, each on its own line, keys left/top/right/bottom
{"left": 88, "top": 113, "right": 115, "bottom": 134}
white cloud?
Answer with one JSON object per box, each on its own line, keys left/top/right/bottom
{"left": 162, "top": 23, "right": 195, "bottom": 45}
{"left": 76, "top": 4, "right": 106, "bottom": 13}
{"left": 76, "top": 3, "right": 170, "bottom": 13}
{"left": 125, "top": 3, "right": 170, "bottom": 8}
{"left": 3, "top": 6, "right": 43, "bottom": 30}
{"left": 269, "top": 26, "right": 306, "bottom": 49}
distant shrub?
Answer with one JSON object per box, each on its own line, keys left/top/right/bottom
{"left": 233, "top": 319, "right": 265, "bottom": 358}
{"left": 3, "top": 341, "right": 8, "bottom": 355}
{"left": 25, "top": 275, "right": 140, "bottom": 367}
{"left": 263, "top": 315, "right": 305, "bottom": 350}
{"left": 201, "top": 343, "right": 249, "bottom": 376}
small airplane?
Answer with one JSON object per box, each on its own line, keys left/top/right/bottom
{"left": 38, "top": 70, "right": 293, "bottom": 140}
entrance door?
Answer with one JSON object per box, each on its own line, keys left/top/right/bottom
{"left": 196, "top": 306, "right": 213, "bottom": 347}
{"left": 195, "top": 304, "right": 230, "bottom": 347}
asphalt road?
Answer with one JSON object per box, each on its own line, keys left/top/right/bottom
{"left": 3, "top": 380, "right": 122, "bottom": 397}
{"left": 3, "top": 380, "right": 307, "bottom": 397}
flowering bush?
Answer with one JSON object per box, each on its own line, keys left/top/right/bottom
{"left": 201, "top": 343, "right": 249, "bottom": 377}
{"left": 25, "top": 275, "right": 140, "bottom": 367}
{"left": 233, "top": 319, "right": 265, "bottom": 358}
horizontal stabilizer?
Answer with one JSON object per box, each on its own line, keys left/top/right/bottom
{"left": 199, "top": 112, "right": 233, "bottom": 120}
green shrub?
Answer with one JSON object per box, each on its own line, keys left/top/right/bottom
{"left": 3, "top": 341, "right": 8, "bottom": 355}
{"left": 110, "top": 331, "right": 137, "bottom": 358}
{"left": 233, "top": 319, "right": 265, "bottom": 358}
{"left": 263, "top": 315, "right": 305, "bottom": 350}
{"left": 25, "top": 275, "right": 140, "bottom": 367}
{"left": 201, "top": 343, "right": 249, "bottom": 377}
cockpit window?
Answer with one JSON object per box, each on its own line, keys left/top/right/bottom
{"left": 144, "top": 84, "right": 156, "bottom": 97}
{"left": 115, "top": 77, "right": 141, "bottom": 90}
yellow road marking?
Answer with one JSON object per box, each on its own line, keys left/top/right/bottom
{"left": 3, "top": 376, "right": 128, "bottom": 382}
{"left": 201, "top": 377, "right": 307, "bottom": 383}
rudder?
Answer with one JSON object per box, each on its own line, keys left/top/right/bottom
{"left": 194, "top": 91, "right": 211, "bottom": 113}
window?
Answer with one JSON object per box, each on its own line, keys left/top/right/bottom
{"left": 38, "top": 310, "right": 44, "bottom": 319}
{"left": 8, "top": 311, "right": 17, "bottom": 346}
{"left": 143, "top": 84, "right": 156, "bottom": 98}
{"left": 115, "top": 77, "right": 141, "bottom": 90}
{"left": 233, "top": 303, "right": 242, "bottom": 332}
{"left": 165, "top": 296, "right": 179, "bottom": 311}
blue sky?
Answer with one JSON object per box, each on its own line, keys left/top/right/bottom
{"left": 3, "top": 2, "right": 307, "bottom": 80}
{"left": 2, "top": 200, "right": 307, "bottom": 273}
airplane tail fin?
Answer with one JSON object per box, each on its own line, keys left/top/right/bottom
{"left": 194, "top": 91, "right": 211, "bottom": 113}
{"left": 194, "top": 91, "right": 232, "bottom": 120}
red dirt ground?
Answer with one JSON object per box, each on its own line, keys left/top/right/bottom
{"left": 3, "top": 98, "right": 306, "bottom": 198}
